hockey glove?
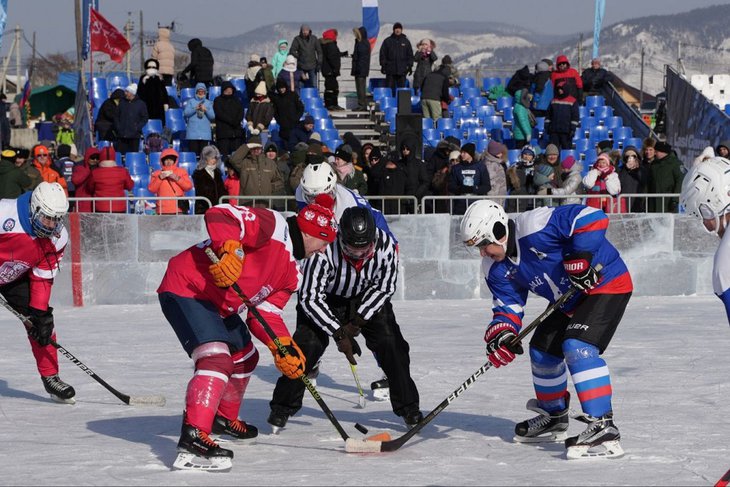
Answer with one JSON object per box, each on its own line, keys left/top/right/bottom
{"left": 563, "top": 251, "right": 601, "bottom": 292}
{"left": 484, "top": 322, "right": 523, "bottom": 368}
{"left": 333, "top": 325, "right": 363, "bottom": 365}
{"left": 28, "top": 307, "right": 54, "bottom": 347}
{"left": 267, "top": 336, "right": 306, "bottom": 379}
{"left": 208, "top": 240, "right": 245, "bottom": 288}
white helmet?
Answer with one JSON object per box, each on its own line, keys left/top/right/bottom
{"left": 680, "top": 156, "right": 730, "bottom": 235}
{"left": 30, "top": 181, "right": 68, "bottom": 238}
{"left": 460, "top": 199, "right": 509, "bottom": 250}
{"left": 300, "top": 163, "right": 337, "bottom": 204}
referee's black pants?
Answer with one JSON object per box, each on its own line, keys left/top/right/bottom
{"left": 269, "top": 295, "right": 420, "bottom": 419}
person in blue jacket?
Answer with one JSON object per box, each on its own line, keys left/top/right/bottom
{"left": 183, "top": 83, "right": 215, "bottom": 157}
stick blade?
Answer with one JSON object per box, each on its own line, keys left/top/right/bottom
{"left": 127, "top": 395, "right": 166, "bottom": 407}
{"left": 345, "top": 437, "right": 384, "bottom": 453}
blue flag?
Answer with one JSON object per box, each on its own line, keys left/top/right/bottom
{"left": 0, "top": 0, "right": 8, "bottom": 51}
{"left": 593, "top": 0, "right": 606, "bottom": 59}
{"left": 362, "top": 0, "right": 379, "bottom": 50}
{"left": 81, "top": 0, "right": 99, "bottom": 60}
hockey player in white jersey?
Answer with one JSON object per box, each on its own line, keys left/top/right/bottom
{"left": 680, "top": 156, "right": 730, "bottom": 322}
{"left": 460, "top": 199, "right": 633, "bottom": 459}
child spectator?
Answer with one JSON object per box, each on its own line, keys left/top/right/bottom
{"left": 583, "top": 152, "right": 621, "bottom": 213}
{"left": 223, "top": 163, "right": 240, "bottom": 206}
{"left": 148, "top": 148, "right": 194, "bottom": 214}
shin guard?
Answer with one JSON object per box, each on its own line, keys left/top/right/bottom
{"left": 185, "top": 342, "right": 233, "bottom": 432}
{"left": 28, "top": 333, "right": 59, "bottom": 377}
{"left": 563, "top": 338, "right": 613, "bottom": 417}
{"left": 217, "top": 342, "right": 259, "bottom": 421}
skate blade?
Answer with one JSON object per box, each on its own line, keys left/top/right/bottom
{"left": 211, "top": 435, "right": 257, "bottom": 446}
{"left": 513, "top": 430, "right": 568, "bottom": 444}
{"left": 372, "top": 389, "right": 390, "bottom": 401}
{"left": 172, "top": 452, "right": 232, "bottom": 471}
{"left": 269, "top": 425, "right": 283, "bottom": 435}
{"left": 49, "top": 394, "right": 76, "bottom": 405}
{"left": 566, "top": 441, "right": 624, "bottom": 460}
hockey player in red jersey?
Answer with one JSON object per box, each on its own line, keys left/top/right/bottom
{"left": 157, "top": 194, "right": 337, "bottom": 471}
{"left": 0, "top": 182, "right": 73, "bottom": 403}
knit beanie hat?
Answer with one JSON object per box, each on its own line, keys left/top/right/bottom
{"left": 520, "top": 145, "right": 536, "bottom": 159}
{"left": 654, "top": 140, "right": 671, "bottom": 154}
{"left": 545, "top": 144, "right": 559, "bottom": 156}
{"left": 250, "top": 54, "right": 260, "bottom": 63}
{"left": 487, "top": 140, "right": 505, "bottom": 158}
{"left": 461, "top": 142, "right": 476, "bottom": 160}
{"left": 449, "top": 150, "right": 461, "bottom": 161}
{"left": 393, "top": 22, "right": 403, "bottom": 31}
{"left": 335, "top": 145, "right": 352, "bottom": 162}
{"left": 561, "top": 155, "right": 576, "bottom": 171}
{"left": 283, "top": 55, "right": 297, "bottom": 72}
{"left": 254, "top": 81, "right": 267, "bottom": 96}
{"left": 297, "top": 194, "right": 337, "bottom": 243}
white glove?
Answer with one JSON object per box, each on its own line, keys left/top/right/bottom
{"left": 250, "top": 128, "right": 260, "bottom": 135}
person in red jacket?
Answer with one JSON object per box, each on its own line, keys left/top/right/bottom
{"left": 148, "top": 148, "right": 193, "bottom": 214}
{"left": 158, "top": 194, "right": 337, "bottom": 471}
{"left": 71, "top": 147, "right": 101, "bottom": 213}
{"left": 86, "top": 146, "right": 134, "bottom": 213}
{"left": 551, "top": 54, "right": 583, "bottom": 103}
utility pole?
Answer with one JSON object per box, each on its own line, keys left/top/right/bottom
{"left": 639, "top": 46, "right": 645, "bottom": 111}
{"left": 578, "top": 33, "right": 583, "bottom": 72}
{"left": 677, "top": 41, "right": 685, "bottom": 75}
{"left": 124, "top": 12, "right": 133, "bottom": 79}
{"left": 15, "top": 27, "right": 22, "bottom": 94}
{"left": 30, "top": 30, "right": 36, "bottom": 85}
{"left": 139, "top": 10, "right": 144, "bottom": 72}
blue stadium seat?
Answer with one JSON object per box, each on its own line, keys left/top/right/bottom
{"left": 304, "top": 96, "right": 325, "bottom": 110}
{"left": 180, "top": 88, "right": 196, "bottom": 103}
{"left": 448, "top": 86, "right": 459, "bottom": 99}
{"left": 726, "top": 104, "right": 730, "bottom": 116}
{"left": 459, "top": 77, "right": 476, "bottom": 89}
{"left": 535, "top": 116, "right": 545, "bottom": 132}
{"left": 422, "top": 118, "right": 434, "bottom": 130}
{"left": 612, "top": 126, "right": 633, "bottom": 142}
{"left": 592, "top": 105, "right": 613, "bottom": 121}
{"left": 466, "top": 127, "right": 488, "bottom": 140}
{"left": 411, "top": 95, "right": 422, "bottom": 114}
{"left": 97, "top": 140, "right": 112, "bottom": 149}
{"left": 179, "top": 162, "right": 196, "bottom": 176}
{"left": 107, "top": 73, "right": 129, "bottom": 92}
{"left": 442, "top": 128, "right": 461, "bottom": 140}
{"left": 560, "top": 149, "right": 577, "bottom": 162}
{"left": 482, "top": 77, "right": 501, "bottom": 91}
{"left": 207, "top": 86, "right": 221, "bottom": 101}
{"left": 585, "top": 95, "right": 605, "bottom": 110}
{"left": 454, "top": 105, "right": 473, "bottom": 120}
{"left": 166, "top": 85, "right": 180, "bottom": 105}
{"left": 378, "top": 96, "right": 396, "bottom": 111}
{"left": 502, "top": 106, "right": 514, "bottom": 122}
{"left": 589, "top": 126, "right": 609, "bottom": 143}
{"left": 476, "top": 138, "right": 489, "bottom": 154}
{"left": 373, "top": 87, "right": 391, "bottom": 101}
{"left": 507, "top": 149, "right": 521, "bottom": 164}
{"left": 125, "top": 152, "right": 148, "bottom": 173}
{"left": 91, "top": 77, "right": 108, "bottom": 101}
{"left": 423, "top": 128, "right": 439, "bottom": 141}
{"left": 476, "top": 105, "right": 496, "bottom": 119}
{"left": 230, "top": 78, "right": 247, "bottom": 103}
{"left": 581, "top": 116, "right": 597, "bottom": 130}
{"left": 437, "top": 118, "right": 455, "bottom": 131}
{"left": 325, "top": 138, "right": 342, "bottom": 152}
{"left": 315, "top": 118, "right": 334, "bottom": 131}
{"left": 114, "top": 152, "right": 123, "bottom": 166}
{"left": 149, "top": 152, "right": 162, "bottom": 171}
{"left": 460, "top": 118, "right": 480, "bottom": 130}
{"left": 581, "top": 149, "right": 598, "bottom": 166}
{"left": 178, "top": 151, "right": 197, "bottom": 164}
{"left": 625, "top": 137, "right": 644, "bottom": 150}
{"left": 131, "top": 174, "right": 151, "bottom": 190}
{"left": 142, "top": 119, "right": 163, "bottom": 138}
{"left": 300, "top": 87, "right": 318, "bottom": 99}
{"left": 484, "top": 115, "right": 503, "bottom": 130}
{"left": 461, "top": 87, "right": 480, "bottom": 100}
{"left": 320, "top": 128, "right": 340, "bottom": 141}
{"left": 604, "top": 116, "right": 623, "bottom": 130}
{"left": 574, "top": 139, "right": 592, "bottom": 153}
{"left": 310, "top": 108, "right": 328, "bottom": 120}
{"left": 579, "top": 106, "right": 589, "bottom": 119}
{"left": 468, "top": 97, "right": 488, "bottom": 108}
{"left": 496, "top": 96, "right": 513, "bottom": 112}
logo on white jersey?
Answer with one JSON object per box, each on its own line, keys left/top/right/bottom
{"left": 0, "top": 261, "right": 30, "bottom": 284}
{"left": 2, "top": 218, "right": 15, "bottom": 232}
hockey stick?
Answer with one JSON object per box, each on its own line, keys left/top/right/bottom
{"left": 205, "top": 248, "right": 375, "bottom": 445}
{"left": 350, "top": 363, "right": 366, "bottom": 408}
{"left": 0, "top": 295, "right": 166, "bottom": 406}
{"left": 345, "top": 269, "right": 599, "bottom": 453}
{"left": 716, "top": 468, "right": 730, "bottom": 487}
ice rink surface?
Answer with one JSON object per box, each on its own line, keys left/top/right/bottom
{"left": 0, "top": 295, "right": 728, "bottom": 486}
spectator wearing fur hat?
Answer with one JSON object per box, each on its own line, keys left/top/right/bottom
{"left": 246, "top": 81, "right": 274, "bottom": 137}
{"left": 290, "top": 25, "right": 323, "bottom": 90}
{"left": 617, "top": 145, "right": 649, "bottom": 212}
{"left": 448, "top": 142, "right": 491, "bottom": 215}
{"left": 137, "top": 58, "right": 168, "bottom": 124}
{"left": 333, "top": 144, "right": 367, "bottom": 195}
{"left": 114, "top": 83, "right": 149, "bottom": 155}
{"left": 213, "top": 80, "right": 245, "bottom": 159}
{"left": 320, "top": 29, "right": 348, "bottom": 111}
{"left": 550, "top": 154, "right": 584, "bottom": 206}
{"left": 379, "top": 22, "right": 414, "bottom": 96}
{"left": 506, "top": 145, "right": 539, "bottom": 212}
{"left": 151, "top": 26, "right": 175, "bottom": 86}
{"left": 277, "top": 55, "right": 303, "bottom": 95}
{"left": 351, "top": 26, "right": 371, "bottom": 111}
{"left": 583, "top": 152, "right": 621, "bottom": 213}
{"left": 71, "top": 147, "right": 100, "bottom": 212}
{"left": 413, "top": 38, "right": 437, "bottom": 94}
{"left": 272, "top": 79, "right": 304, "bottom": 151}
{"left": 192, "top": 145, "right": 227, "bottom": 214}
{"left": 641, "top": 137, "right": 656, "bottom": 165}
{"left": 483, "top": 140, "right": 508, "bottom": 206}
{"left": 228, "top": 134, "right": 284, "bottom": 208}
{"left": 183, "top": 83, "right": 215, "bottom": 157}
{"left": 647, "top": 140, "right": 684, "bottom": 213}
{"left": 87, "top": 146, "right": 134, "bottom": 213}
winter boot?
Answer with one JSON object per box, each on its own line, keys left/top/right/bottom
{"left": 565, "top": 413, "right": 624, "bottom": 459}
{"left": 267, "top": 410, "right": 289, "bottom": 434}
{"left": 41, "top": 374, "right": 76, "bottom": 404}
{"left": 514, "top": 398, "right": 570, "bottom": 443}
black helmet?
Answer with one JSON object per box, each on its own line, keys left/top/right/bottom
{"left": 339, "top": 207, "right": 376, "bottom": 260}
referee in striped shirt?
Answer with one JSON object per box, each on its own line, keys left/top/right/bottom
{"left": 268, "top": 207, "right": 422, "bottom": 430}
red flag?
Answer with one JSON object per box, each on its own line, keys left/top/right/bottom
{"left": 89, "top": 8, "right": 130, "bottom": 63}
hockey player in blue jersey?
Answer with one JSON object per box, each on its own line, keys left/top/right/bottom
{"left": 460, "top": 199, "right": 633, "bottom": 459}
{"left": 680, "top": 157, "right": 730, "bottom": 322}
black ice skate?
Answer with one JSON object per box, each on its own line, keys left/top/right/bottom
{"left": 267, "top": 410, "right": 289, "bottom": 435}
{"left": 370, "top": 376, "right": 390, "bottom": 401}
{"left": 41, "top": 374, "right": 76, "bottom": 404}
{"left": 403, "top": 410, "right": 424, "bottom": 428}
{"left": 173, "top": 421, "right": 233, "bottom": 471}
{"left": 513, "top": 398, "right": 569, "bottom": 443}
{"left": 565, "top": 413, "right": 623, "bottom": 460}
{"left": 211, "top": 415, "right": 258, "bottom": 441}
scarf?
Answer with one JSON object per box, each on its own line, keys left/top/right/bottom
{"left": 336, "top": 162, "right": 354, "bottom": 180}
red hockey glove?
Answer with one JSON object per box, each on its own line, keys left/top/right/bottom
{"left": 485, "top": 322, "right": 523, "bottom": 368}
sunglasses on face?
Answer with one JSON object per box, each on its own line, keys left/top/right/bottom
{"left": 37, "top": 154, "right": 48, "bottom": 158}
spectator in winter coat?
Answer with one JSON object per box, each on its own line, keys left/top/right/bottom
{"left": 399, "top": 139, "right": 431, "bottom": 213}
{"left": 13, "top": 148, "right": 39, "bottom": 191}
{"left": 148, "top": 148, "right": 194, "bottom": 215}
{"left": 379, "top": 22, "right": 414, "bottom": 96}
{"left": 715, "top": 140, "right": 730, "bottom": 159}
{"left": 53, "top": 144, "right": 80, "bottom": 197}
{"left": 506, "top": 65, "right": 533, "bottom": 97}
{"left": 533, "top": 162, "right": 557, "bottom": 206}
{"left": 271, "top": 79, "right": 304, "bottom": 151}
{"left": 583, "top": 152, "right": 621, "bottom": 213}
{"left": 71, "top": 147, "right": 101, "bottom": 212}
{"left": 642, "top": 137, "right": 656, "bottom": 166}
{"left": 550, "top": 155, "right": 584, "bottom": 206}
{"left": 581, "top": 58, "right": 612, "bottom": 98}
{"left": 431, "top": 150, "right": 460, "bottom": 214}
{"left": 351, "top": 26, "right": 371, "bottom": 111}
{"left": 512, "top": 88, "right": 533, "bottom": 149}
{"left": 377, "top": 151, "right": 408, "bottom": 215}
{"left": 506, "top": 145, "right": 539, "bottom": 212}
{"left": 483, "top": 140, "right": 508, "bottom": 206}
{"left": 647, "top": 140, "right": 685, "bottom": 213}
{"left": 265, "top": 142, "right": 291, "bottom": 197}
{"left": 244, "top": 54, "right": 266, "bottom": 100}
{"left": 277, "top": 55, "right": 303, "bottom": 95}
{"left": 320, "top": 29, "right": 348, "bottom": 111}
{"left": 183, "top": 83, "right": 215, "bottom": 156}
{"left": 228, "top": 135, "right": 284, "bottom": 207}
{"left": 180, "top": 38, "right": 214, "bottom": 86}
{"left": 95, "top": 88, "right": 125, "bottom": 142}
{"left": 114, "top": 84, "right": 149, "bottom": 155}
{"left": 213, "top": 80, "right": 245, "bottom": 159}
{"left": 531, "top": 60, "right": 553, "bottom": 118}
{"left": 546, "top": 79, "right": 579, "bottom": 150}
{"left": 87, "top": 147, "right": 134, "bottom": 213}
{"left": 151, "top": 26, "right": 176, "bottom": 86}
{"left": 420, "top": 63, "right": 452, "bottom": 121}
{"left": 246, "top": 82, "right": 275, "bottom": 136}
{"left": 192, "top": 145, "right": 227, "bottom": 214}
{"left": 333, "top": 144, "right": 368, "bottom": 195}
{"left": 32, "top": 145, "right": 68, "bottom": 195}
{"left": 137, "top": 58, "right": 168, "bottom": 125}
{"left": 0, "top": 149, "right": 32, "bottom": 199}
{"left": 272, "top": 39, "right": 289, "bottom": 78}
{"left": 259, "top": 57, "right": 276, "bottom": 94}
{"left": 288, "top": 116, "right": 315, "bottom": 150}
{"left": 290, "top": 25, "right": 323, "bottom": 90}
{"left": 617, "top": 145, "right": 649, "bottom": 212}
{"left": 448, "top": 143, "right": 491, "bottom": 215}
{"left": 551, "top": 54, "right": 583, "bottom": 102}
{"left": 413, "top": 38, "right": 437, "bottom": 94}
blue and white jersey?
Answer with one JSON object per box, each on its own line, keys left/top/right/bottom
{"left": 295, "top": 183, "right": 397, "bottom": 244}
{"left": 484, "top": 205, "right": 633, "bottom": 332}
{"left": 713, "top": 228, "right": 730, "bottom": 323}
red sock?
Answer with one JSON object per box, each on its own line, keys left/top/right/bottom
{"left": 217, "top": 342, "right": 259, "bottom": 421}
{"left": 185, "top": 352, "right": 233, "bottom": 432}
{"left": 28, "top": 333, "right": 59, "bottom": 377}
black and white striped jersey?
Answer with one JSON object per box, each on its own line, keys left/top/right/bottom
{"left": 298, "top": 229, "right": 399, "bottom": 335}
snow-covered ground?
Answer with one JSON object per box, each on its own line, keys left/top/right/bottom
{"left": 1, "top": 296, "right": 728, "bottom": 485}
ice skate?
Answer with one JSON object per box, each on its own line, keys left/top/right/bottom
{"left": 306, "top": 361, "right": 321, "bottom": 388}
{"left": 370, "top": 377, "right": 390, "bottom": 401}
{"left": 267, "top": 410, "right": 289, "bottom": 435}
{"left": 41, "top": 374, "right": 76, "bottom": 404}
{"left": 211, "top": 415, "right": 258, "bottom": 441}
{"left": 513, "top": 398, "right": 569, "bottom": 443}
{"left": 403, "top": 409, "right": 424, "bottom": 429}
{"left": 173, "top": 422, "right": 233, "bottom": 471}
{"left": 565, "top": 413, "right": 623, "bottom": 460}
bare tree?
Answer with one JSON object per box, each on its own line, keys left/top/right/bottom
{"left": 29, "top": 52, "right": 76, "bottom": 86}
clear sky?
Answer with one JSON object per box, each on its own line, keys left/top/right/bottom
{"left": 3, "top": 0, "right": 727, "bottom": 59}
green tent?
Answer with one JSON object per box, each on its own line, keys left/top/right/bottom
{"left": 14, "top": 84, "right": 76, "bottom": 118}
